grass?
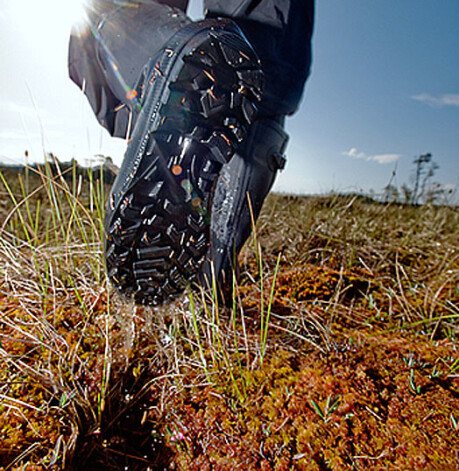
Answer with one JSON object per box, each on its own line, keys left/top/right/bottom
{"left": 0, "top": 166, "right": 457, "bottom": 470}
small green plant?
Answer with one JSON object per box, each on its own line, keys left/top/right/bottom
{"left": 451, "top": 413, "right": 458, "bottom": 431}
{"left": 260, "top": 252, "right": 281, "bottom": 363}
{"left": 247, "top": 196, "right": 281, "bottom": 365}
{"left": 448, "top": 357, "right": 459, "bottom": 376}
{"left": 408, "top": 369, "right": 422, "bottom": 395}
{"left": 403, "top": 353, "right": 416, "bottom": 368}
{"left": 429, "top": 364, "right": 442, "bottom": 379}
{"left": 166, "top": 424, "right": 186, "bottom": 454}
{"left": 310, "top": 394, "right": 341, "bottom": 423}
{"left": 261, "top": 423, "right": 271, "bottom": 436}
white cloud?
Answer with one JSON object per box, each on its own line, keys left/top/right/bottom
{"left": 370, "top": 153, "right": 400, "bottom": 164}
{"left": 342, "top": 148, "right": 400, "bottom": 165}
{"left": 343, "top": 147, "right": 366, "bottom": 159}
{"left": 411, "top": 93, "right": 459, "bottom": 108}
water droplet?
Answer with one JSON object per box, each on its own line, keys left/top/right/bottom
{"left": 181, "top": 179, "right": 192, "bottom": 192}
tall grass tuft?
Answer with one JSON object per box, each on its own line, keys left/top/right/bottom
{"left": 0, "top": 160, "right": 285, "bottom": 467}
{"left": 0, "top": 160, "right": 111, "bottom": 467}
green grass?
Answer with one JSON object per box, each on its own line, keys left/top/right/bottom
{"left": 0, "top": 167, "right": 457, "bottom": 469}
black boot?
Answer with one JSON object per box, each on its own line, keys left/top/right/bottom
{"left": 90, "top": 9, "right": 263, "bottom": 305}
{"left": 199, "top": 116, "right": 288, "bottom": 296}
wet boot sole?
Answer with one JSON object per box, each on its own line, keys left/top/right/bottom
{"left": 104, "top": 20, "right": 262, "bottom": 305}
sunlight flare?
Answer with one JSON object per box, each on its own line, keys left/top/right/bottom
{"left": 9, "top": 0, "right": 88, "bottom": 38}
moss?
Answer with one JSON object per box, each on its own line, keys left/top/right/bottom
{"left": 161, "top": 332, "right": 458, "bottom": 470}
{"left": 1, "top": 182, "right": 457, "bottom": 469}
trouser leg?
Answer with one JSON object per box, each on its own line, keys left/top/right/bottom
{"left": 69, "top": 0, "right": 191, "bottom": 138}
{"left": 205, "top": 0, "right": 314, "bottom": 116}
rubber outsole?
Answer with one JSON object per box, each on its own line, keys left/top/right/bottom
{"left": 104, "top": 20, "right": 263, "bottom": 305}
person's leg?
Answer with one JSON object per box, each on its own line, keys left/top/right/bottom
{"left": 69, "top": 0, "right": 191, "bottom": 138}
{"left": 199, "top": 115, "right": 288, "bottom": 293}
{"left": 69, "top": 0, "right": 314, "bottom": 136}
{"left": 199, "top": 0, "right": 314, "bottom": 293}
{"left": 69, "top": 0, "right": 264, "bottom": 304}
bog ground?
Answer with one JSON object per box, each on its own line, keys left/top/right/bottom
{"left": 0, "top": 165, "right": 457, "bottom": 470}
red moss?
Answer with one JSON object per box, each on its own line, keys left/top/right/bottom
{"left": 162, "top": 333, "right": 459, "bottom": 470}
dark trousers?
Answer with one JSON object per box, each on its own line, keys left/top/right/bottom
{"left": 69, "top": 0, "right": 314, "bottom": 138}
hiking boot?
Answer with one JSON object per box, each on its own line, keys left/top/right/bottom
{"left": 199, "top": 116, "right": 288, "bottom": 297}
{"left": 104, "top": 18, "right": 263, "bottom": 305}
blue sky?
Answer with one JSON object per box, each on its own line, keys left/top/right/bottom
{"left": 285, "top": 0, "right": 459, "bottom": 198}
{"left": 0, "top": 0, "right": 458, "bottom": 199}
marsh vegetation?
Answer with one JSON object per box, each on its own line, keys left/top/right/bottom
{"left": 0, "top": 162, "right": 457, "bottom": 469}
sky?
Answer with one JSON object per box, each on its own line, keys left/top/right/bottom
{"left": 0, "top": 0, "right": 458, "bottom": 199}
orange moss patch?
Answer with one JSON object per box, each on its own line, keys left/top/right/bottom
{"left": 274, "top": 265, "right": 372, "bottom": 304}
{"left": 0, "top": 294, "right": 108, "bottom": 468}
{"left": 240, "top": 260, "right": 458, "bottom": 341}
{"left": 240, "top": 263, "right": 372, "bottom": 312}
{"left": 162, "top": 332, "right": 459, "bottom": 470}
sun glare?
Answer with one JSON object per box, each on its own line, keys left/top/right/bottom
{"left": 65, "top": 0, "right": 90, "bottom": 30}
{"left": 10, "top": 0, "right": 88, "bottom": 40}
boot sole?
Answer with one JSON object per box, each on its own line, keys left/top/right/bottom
{"left": 104, "top": 20, "right": 263, "bottom": 305}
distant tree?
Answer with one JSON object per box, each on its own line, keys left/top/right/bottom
{"left": 383, "top": 183, "right": 399, "bottom": 203}
{"left": 423, "top": 182, "right": 441, "bottom": 204}
{"left": 411, "top": 153, "right": 437, "bottom": 205}
{"left": 420, "top": 160, "right": 439, "bottom": 202}
{"left": 380, "top": 153, "right": 447, "bottom": 205}
{"left": 383, "top": 167, "right": 398, "bottom": 203}
{"left": 401, "top": 183, "right": 413, "bottom": 204}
